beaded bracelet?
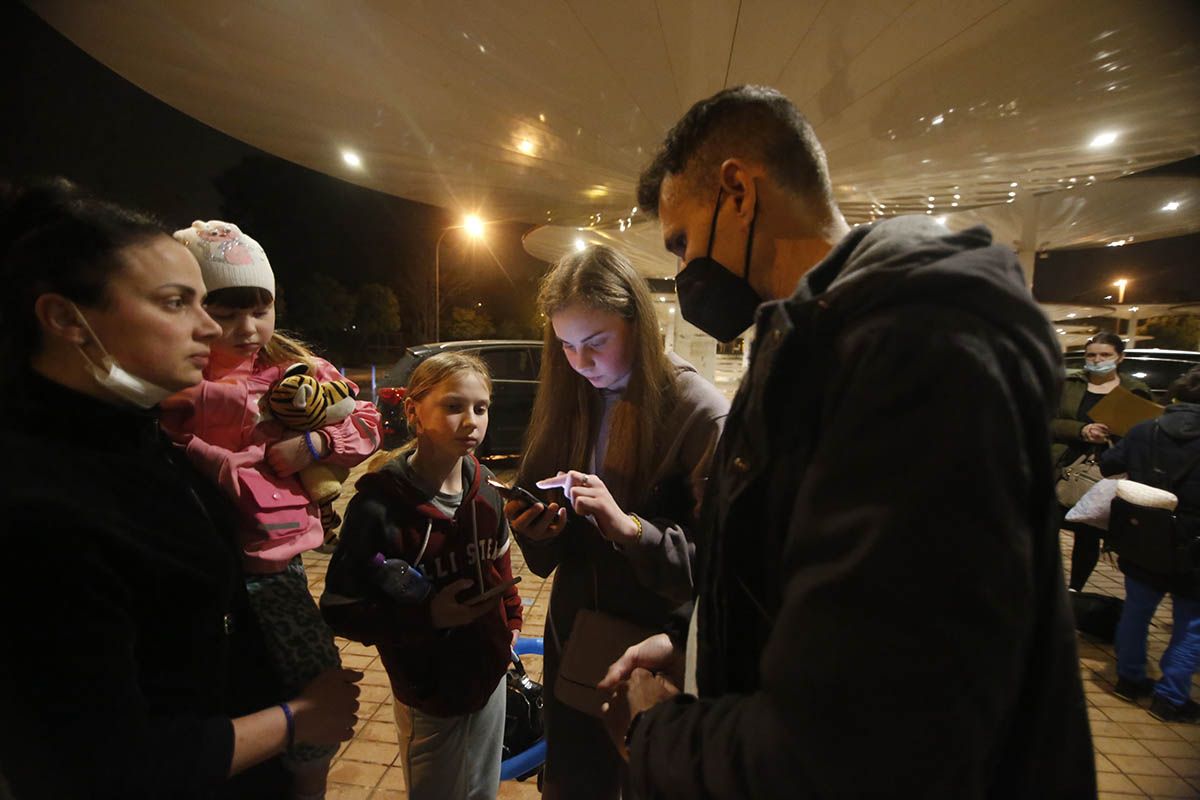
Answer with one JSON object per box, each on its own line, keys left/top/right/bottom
{"left": 628, "top": 513, "right": 643, "bottom": 543}
{"left": 279, "top": 702, "right": 295, "bottom": 749}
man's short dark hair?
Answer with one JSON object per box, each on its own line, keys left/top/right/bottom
{"left": 636, "top": 85, "right": 834, "bottom": 218}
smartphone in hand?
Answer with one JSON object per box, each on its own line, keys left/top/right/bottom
{"left": 487, "top": 478, "right": 540, "bottom": 508}
{"left": 463, "top": 576, "right": 522, "bottom": 606}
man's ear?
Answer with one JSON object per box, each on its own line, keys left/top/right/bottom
{"left": 33, "top": 293, "right": 89, "bottom": 346}
{"left": 718, "top": 158, "right": 757, "bottom": 227}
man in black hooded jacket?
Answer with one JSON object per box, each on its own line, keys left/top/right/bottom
{"left": 598, "top": 86, "right": 1096, "bottom": 798}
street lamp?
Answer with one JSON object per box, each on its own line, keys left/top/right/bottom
{"left": 1113, "top": 278, "right": 1128, "bottom": 304}
{"left": 434, "top": 214, "right": 486, "bottom": 341}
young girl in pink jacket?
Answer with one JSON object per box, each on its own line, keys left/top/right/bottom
{"left": 162, "top": 220, "right": 381, "bottom": 799}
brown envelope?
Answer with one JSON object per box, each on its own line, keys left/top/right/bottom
{"left": 554, "top": 609, "right": 656, "bottom": 718}
{"left": 1089, "top": 385, "right": 1164, "bottom": 437}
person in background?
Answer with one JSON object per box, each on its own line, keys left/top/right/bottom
{"left": 507, "top": 245, "right": 728, "bottom": 799}
{"left": 321, "top": 352, "right": 523, "bottom": 800}
{"left": 1101, "top": 365, "right": 1200, "bottom": 720}
{"left": 0, "top": 179, "right": 362, "bottom": 799}
{"left": 1052, "top": 332, "right": 1152, "bottom": 592}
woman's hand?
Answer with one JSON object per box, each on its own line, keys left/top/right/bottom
{"left": 1081, "top": 423, "right": 1111, "bottom": 444}
{"left": 290, "top": 667, "right": 363, "bottom": 746}
{"left": 266, "top": 433, "right": 326, "bottom": 476}
{"left": 505, "top": 498, "right": 568, "bottom": 542}
{"left": 429, "top": 578, "right": 496, "bottom": 629}
{"left": 536, "top": 471, "right": 640, "bottom": 545}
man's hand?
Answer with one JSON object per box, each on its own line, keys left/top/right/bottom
{"left": 601, "top": 668, "right": 680, "bottom": 760}
{"left": 599, "top": 633, "right": 681, "bottom": 691}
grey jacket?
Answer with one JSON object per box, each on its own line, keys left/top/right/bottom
{"left": 628, "top": 218, "right": 1096, "bottom": 799}
{"left": 515, "top": 356, "right": 728, "bottom": 677}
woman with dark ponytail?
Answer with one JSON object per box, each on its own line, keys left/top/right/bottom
{"left": 0, "top": 178, "right": 362, "bottom": 798}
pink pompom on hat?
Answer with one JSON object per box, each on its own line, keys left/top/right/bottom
{"left": 173, "top": 220, "right": 275, "bottom": 297}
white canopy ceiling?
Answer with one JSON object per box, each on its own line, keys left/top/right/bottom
{"left": 30, "top": 0, "right": 1200, "bottom": 272}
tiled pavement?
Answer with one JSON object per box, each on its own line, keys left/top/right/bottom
{"left": 305, "top": 459, "right": 1200, "bottom": 798}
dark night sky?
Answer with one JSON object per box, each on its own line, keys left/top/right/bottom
{"left": 3, "top": 2, "right": 1197, "bottom": 329}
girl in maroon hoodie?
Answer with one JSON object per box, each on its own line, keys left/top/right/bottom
{"left": 321, "top": 352, "right": 522, "bottom": 800}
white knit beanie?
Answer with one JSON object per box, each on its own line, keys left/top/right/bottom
{"left": 173, "top": 220, "right": 275, "bottom": 297}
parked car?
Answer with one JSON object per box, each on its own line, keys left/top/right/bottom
{"left": 1062, "top": 348, "right": 1200, "bottom": 402}
{"left": 377, "top": 340, "right": 542, "bottom": 457}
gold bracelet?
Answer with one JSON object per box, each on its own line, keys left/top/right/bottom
{"left": 628, "top": 513, "right": 643, "bottom": 543}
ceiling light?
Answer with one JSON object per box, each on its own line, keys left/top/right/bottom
{"left": 1106, "top": 240, "right": 1127, "bottom": 247}
{"left": 1008, "top": 191, "right": 1017, "bottom": 197}
{"left": 1130, "top": 306, "right": 1139, "bottom": 312}
{"left": 1010, "top": 182, "right": 1019, "bottom": 187}
{"left": 517, "top": 139, "right": 535, "bottom": 155}
{"left": 631, "top": 206, "right": 638, "bottom": 215}
{"left": 538, "top": 113, "right": 546, "bottom": 123}
{"left": 935, "top": 216, "right": 948, "bottom": 225}
{"left": 1066, "top": 313, "right": 1077, "bottom": 318}
{"left": 931, "top": 115, "right": 944, "bottom": 126}
{"left": 927, "top": 196, "right": 935, "bottom": 201}
{"left": 574, "top": 238, "right": 586, "bottom": 252}
{"left": 341, "top": 149, "right": 363, "bottom": 169}
{"left": 1089, "top": 131, "right": 1119, "bottom": 148}
{"left": 1163, "top": 201, "right": 1181, "bottom": 211}
{"left": 463, "top": 214, "right": 485, "bottom": 238}
{"left": 952, "top": 194, "right": 960, "bottom": 200}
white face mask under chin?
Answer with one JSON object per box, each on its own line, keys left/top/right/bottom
{"left": 71, "top": 306, "right": 174, "bottom": 409}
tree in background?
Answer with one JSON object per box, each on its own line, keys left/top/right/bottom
{"left": 445, "top": 305, "right": 496, "bottom": 340}
{"left": 286, "top": 273, "right": 357, "bottom": 348}
{"left": 1140, "top": 315, "right": 1200, "bottom": 351}
{"left": 355, "top": 283, "right": 402, "bottom": 336}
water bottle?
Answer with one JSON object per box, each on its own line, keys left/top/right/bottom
{"left": 371, "top": 552, "right": 433, "bottom": 604}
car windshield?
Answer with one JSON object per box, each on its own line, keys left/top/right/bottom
{"left": 382, "top": 351, "right": 421, "bottom": 387}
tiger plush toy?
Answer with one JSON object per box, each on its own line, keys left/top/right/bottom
{"left": 264, "top": 362, "right": 357, "bottom": 545}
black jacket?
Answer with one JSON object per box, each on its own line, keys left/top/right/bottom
{"left": 0, "top": 371, "right": 284, "bottom": 799}
{"left": 321, "top": 453, "right": 522, "bottom": 717}
{"left": 1101, "top": 403, "right": 1200, "bottom": 597}
{"left": 628, "top": 218, "right": 1095, "bottom": 799}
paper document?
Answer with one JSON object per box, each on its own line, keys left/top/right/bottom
{"left": 1089, "top": 386, "right": 1164, "bottom": 437}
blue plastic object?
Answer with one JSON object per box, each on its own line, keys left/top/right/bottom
{"left": 501, "top": 636, "right": 546, "bottom": 782}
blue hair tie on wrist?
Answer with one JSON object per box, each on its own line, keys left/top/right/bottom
{"left": 303, "top": 431, "right": 323, "bottom": 462}
{"left": 279, "top": 702, "right": 295, "bottom": 749}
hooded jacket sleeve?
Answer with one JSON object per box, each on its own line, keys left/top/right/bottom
{"left": 620, "top": 377, "right": 727, "bottom": 606}
{"left": 310, "top": 359, "right": 382, "bottom": 466}
{"left": 628, "top": 309, "right": 1078, "bottom": 798}
{"left": 320, "top": 492, "right": 440, "bottom": 648}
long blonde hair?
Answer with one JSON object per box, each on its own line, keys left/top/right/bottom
{"left": 519, "top": 245, "right": 676, "bottom": 508}
{"left": 397, "top": 351, "right": 493, "bottom": 456}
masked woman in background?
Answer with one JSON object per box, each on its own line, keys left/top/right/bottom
{"left": 1052, "top": 332, "right": 1152, "bottom": 592}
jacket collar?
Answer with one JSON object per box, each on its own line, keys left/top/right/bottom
{"left": 5, "top": 367, "right": 164, "bottom": 454}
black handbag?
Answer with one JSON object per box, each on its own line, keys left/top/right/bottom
{"left": 503, "top": 651, "right": 544, "bottom": 780}
{"left": 1107, "top": 426, "right": 1200, "bottom": 575}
